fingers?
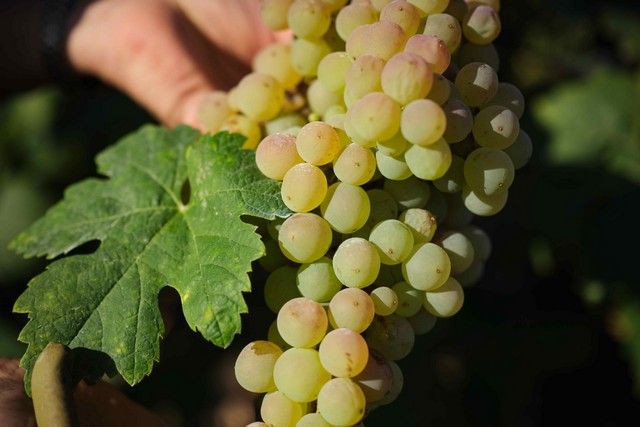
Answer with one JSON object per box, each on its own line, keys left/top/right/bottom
{"left": 0, "top": 359, "right": 37, "bottom": 426}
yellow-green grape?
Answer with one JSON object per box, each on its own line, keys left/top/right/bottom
{"left": 335, "top": 2, "right": 378, "bottom": 41}
{"left": 333, "top": 238, "right": 380, "bottom": 288}
{"left": 427, "top": 74, "right": 452, "bottom": 105}
{"left": 407, "top": 309, "right": 438, "bottom": 335}
{"left": 472, "top": 106, "right": 520, "bottom": 150}
{"left": 234, "top": 341, "right": 282, "bottom": 393}
{"left": 266, "top": 114, "right": 307, "bottom": 136}
{"left": 371, "top": 0, "right": 393, "bottom": 11}
{"left": 328, "top": 288, "right": 375, "bottom": 332}
{"left": 320, "top": 182, "right": 370, "bottom": 234}
{"left": 462, "top": 185, "right": 508, "bottom": 216}
{"left": 424, "top": 277, "right": 464, "bottom": 317}
{"left": 404, "top": 34, "right": 451, "bottom": 75}
{"left": 457, "top": 42, "right": 500, "bottom": 71}
{"left": 383, "top": 176, "right": 431, "bottom": 209}
{"left": 269, "top": 320, "right": 291, "bottom": 350}
{"left": 408, "top": 0, "right": 450, "bottom": 16}
{"left": 344, "top": 55, "right": 385, "bottom": 107}
{"left": 318, "top": 52, "right": 353, "bottom": 92}
{"left": 369, "top": 220, "right": 415, "bottom": 265}
{"left": 256, "top": 133, "right": 303, "bottom": 180}
{"left": 291, "top": 38, "right": 332, "bottom": 77}
{"left": 464, "top": 147, "right": 515, "bottom": 196}
{"left": 297, "top": 257, "right": 342, "bottom": 303}
{"left": 319, "top": 328, "right": 369, "bottom": 377}
{"left": 484, "top": 82, "right": 525, "bottom": 118}
{"left": 465, "top": 0, "right": 500, "bottom": 11}
{"left": 380, "top": 1, "right": 422, "bottom": 36}
{"left": 378, "top": 132, "right": 410, "bottom": 157}
{"left": 265, "top": 266, "right": 301, "bottom": 313}
{"left": 322, "top": 0, "right": 348, "bottom": 12}
{"left": 288, "top": 0, "right": 331, "bottom": 39}
{"left": 371, "top": 287, "right": 398, "bottom": 317}
{"left": 375, "top": 150, "right": 413, "bottom": 181}
{"left": 405, "top": 138, "right": 452, "bottom": 180}
{"left": 234, "top": 73, "right": 284, "bottom": 121}
{"left": 317, "top": 378, "right": 366, "bottom": 426}
{"left": 307, "top": 79, "right": 344, "bottom": 116}
{"left": 260, "top": 238, "right": 288, "bottom": 272}
{"left": 402, "top": 242, "right": 451, "bottom": 290}
{"left": 333, "top": 144, "right": 376, "bottom": 185}
{"left": 323, "top": 105, "right": 346, "bottom": 123}
{"left": 377, "top": 360, "right": 404, "bottom": 405}
{"left": 381, "top": 52, "right": 434, "bottom": 105}
{"left": 253, "top": 43, "right": 302, "bottom": 90}
{"left": 274, "top": 348, "right": 331, "bottom": 402}
{"left": 461, "top": 225, "right": 491, "bottom": 261}
{"left": 455, "top": 257, "right": 484, "bottom": 287}
{"left": 504, "top": 130, "right": 533, "bottom": 170}
{"left": 443, "top": 192, "right": 473, "bottom": 227}
{"left": 442, "top": 98, "right": 473, "bottom": 143}
{"left": 278, "top": 297, "right": 328, "bottom": 348}
{"left": 392, "top": 281, "right": 425, "bottom": 317}
{"left": 278, "top": 213, "right": 332, "bottom": 263}
{"left": 346, "top": 22, "right": 407, "bottom": 61}
{"left": 433, "top": 154, "right": 465, "bottom": 193}
{"left": 463, "top": 5, "right": 501, "bottom": 45}
{"left": 423, "top": 13, "right": 462, "bottom": 52}
{"left": 400, "top": 208, "right": 438, "bottom": 243}
{"left": 401, "top": 99, "right": 447, "bottom": 146}
{"left": 198, "top": 91, "right": 231, "bottom": 133}
{"left": 365, "top": 315, "right": 415, "bottom": 360}
{"left": 295, "top": 413, "right": 333, "bottom": 427}
{"left": 247, "top": 422, "right": 270, "bottom": 427}
{"left": 426, "top": 184, "right": 449, "bottom": 222}
{"left": 261, "top": 0, "right": 294, "bottom": 30}
{"left": 346, "top": 92, "right": 401, "bottom": 145}
{"left": 455, "top": 62, "right": 498, "bottom": 107}
{"left": 261, "top": 391, "right": 305, "bottom": 427}
{"left": 295, "top": 122, "right": 341, "bottom": 166}
{"left": 438, "top": 230, "right": 476, "bottom": 274}
{"left": 220, "top": 114, "right": 262, "bottom": 149}
{"left": 281, "top": 163, "right": 328, "bottom": 213}
{"left": 354, "top": 352, "right": 393, "bottom": 402}
{"left": 367, "top": 189, "right": 399, "bottom": 226}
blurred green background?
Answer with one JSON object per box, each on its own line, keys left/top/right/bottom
{"left": 2, "top": 0, "right": 640, "bottom": 425}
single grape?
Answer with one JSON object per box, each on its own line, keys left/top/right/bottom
{"left": 345, "top": 92, "right": 401, "bottom": 145}
{"left": 253, "top": 43, "right": 302, "bottom": 90}
{"left": 261, "top": 391, "right": 306, "bottom": 427}
{"left": 288, "top": 0, "right": 331, "bottom": 39}
{"left": 381, "top": 52, "right": 434, "bottom": 105}
{"left": 333, "top": 238, "right": 381, "bottom": 288}
{"left": 424, "top": 277, "right": 465, "bottom": 317}
{"left": 400, "top": 208, "right": 438, "bottom": 243}
{"left": 256, "top": 133, "right": 303, "bottom": 180}
{"left": 407, "top": 309, "right": 438, "bottom": 335}
{"left": 408, "top": 0, "right": 450, "bottom": 16}
{"left": 462, "top": 184, "right": 508, "bottom": 216}
{"left": 260, "top": 0, "right": 294, "bottom": 30}
{"left": 392, "top": 281, "right": 424, "bottom": 317}
{"left": 333, "top": 143, "right": 377, "bottom": 185}
{"left": 464, "top": 147, "right": 515, "bottom": 196}
{"left": 295, "top": 413, "right": 333, "bottom": 427}
{"left": 198, "top": 91, "right": 230, "bottom": 133}
{"left": 404, "top": 138, "right": 453, "bottom": 180}
{"left": 369, "top": 220, "right": 415, "bottom": 265}
{"left": 346, "top": 21, "right": 407, "bottom": 61}
{"left": 328, "top": 288, "right": 375, "bottom": 333}
{"left": 278, "top": 213, "right": 332, "bottom": 263}
{"left": 484, "top": 82, "right": 525, "bottom": 118}
{"left": 234, "top": 341, "right": 282, "bottom": 393}
{"left": 266, "top": 114, "right": 307, "bottom": 136}
{"left": 365, "top": 314, "right": 415, "bottom": 360}
{"left": 423, "top": 13, "right": 462, "bottom": 53}
{"left": 234, "top": 73, "right": 284, "bottom": 122}
{"left": 427, "top": 74, "right": 453, "bottom": 105}
{"left": 383, "top": 176, "right": 431, "bottom": 209}
{"left": 367, "top": 189, "right": 399, "bottom": 226}
{"left": 291, "top": 38, "right": 332, "bottom": 77}
{"left": 265, "top": 266, "right": 301, "bottom": 313}
{"left": 295, "top": 121, "right": 341, "bottom": 166}
{"left": 320, "top": 182, "right": 371, "bottom": 234}
{"left": 503, "top": 130, "right": 533, "bottom": 169}
{"left": 317, "top": 51, "right": 353, "bottom": 92}
{"left": 404, "top": 34, "right": 450, "bottom": 75}
{"left": 380, "top": 1, "right": 422, "bottom": 36}
{"left": 463, "top": 5, "right": 501, "bottom": 45}
{"left": 274, "top": 348, "right": 331, "bottom": 402}
{"left": 472, "top": 105, "right": 520, "bottom": 150}
{"left": 437, "top": 230, "right": 476, "bottom": 274}
{"left": 343, "top": 55, "right": 385, "bottom": 107}
{"left": 401, "top": 99, "right": 447, "bottom": 146}
{"left": 460, "top": 225, "right": 492, "bottom": 261}
{"left": 277, "top": 297, "right": 328, "bottom": 348}
{"left": 335, "top": 2, "right": 378, "bottom": 41}
{"left": 455, "top": 257, "right": 485, "bottom": 287}
{"left": 402, "top": 242, "right": 451, "bottom": 291}
{"left": 433, "top": 155, "right": 465, "bottom": 193}
{"left": 220, "top": 114, "right": 262, "bottom": 149}
{"left": 378, "top": 132, "right": 410, "bottom": 157}
{"left": 317, "top": 378, "right": 366, "bottom": 426}
{"left": 376, "top": 150, "right": 413, "bottom": 181}
{"left": 457, "top": 42, "right": 500, "bottom": 71}
{"left": 297, "top": 257, "right": 342, "bottom": 303}
{"left": 281, "top": 163, "right": 328, "bottom": 213}
{"left": 377, "top": 360, "right": 404, "bottom": 405}
{"left": 455, "top": 62, "right": 499, "bottom": 107}
{"left": 442, "top": 98, "right": 473, "bottom": 143}
{"left": 354, "top": 352, "right": 394, "bottom": 402}
{"left": 319, "top": 328, "right": 369, "bottom": 378}
{"left": 371, "top": 286, "right": 399, "bottom": 315}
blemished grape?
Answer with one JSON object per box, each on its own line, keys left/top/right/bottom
{"left": 463, "top": 5, "right": 501, "bottom": 45}
{"left": 371, "top": 286, "right": 399, "bottom": 316}
{"left": 317, "top": 378, "right": 366, "bottom": 426}
{"left": 265, "top": 266, "right": 301, "bottom": 313}
{"left": 380, "top": 1, "right": 422, "bottom": 37}
{"left": 354, "top": 352, "right": 394, "bottom": 402}
{"left": 472, "top": 105, "right": 520, "bottom": 150}
{"left": 278, "top": 213, "right": 332, "bottom": 263}
{"left": 295, "top": 413, "right": 333, "bottom": 427}
{"left": 345, "top": 92, "right": 401, "bottom": 145}
{"left": 234, "top": 73, "right": 284, "bottom": 121}
{"left": 266, "top": 114, "right": 307, "bottom": 136}
{"left": 461, "top": 225, "right": 492, "bottom": 261}
{"left": 365, "top": 314, "right": 415, "bottom": 360}
{"left": 402, "top": 242, "right": 451, "bottom": 291}
{"left": 277, "top": 297, "right": 328, "bottom": 348}
{"left": 375, "top": 150, "right": 413, "bottom": 181}
{"left": 281, "top": 163, "right": 327, "bottom": 212}
{"left": 423, "top": 13, "right": 463, "bottom": 53}
{"left": 424, "top": 277, "right": 465, "bottom": 317}
{"left": 404, "top": 34, "right": 451, "bottom": 75}
{"left": 288, "top": 0, "right": 331, "bottom": 40}
{"left": 404, "top": 138, "right": 452, "bottom": 180}
{"left": 317, "top": 52, "right": 353, "bottom": 92}
{"left": 455, "top": 257, "right": 485, "bottom": 287}
{"left": 321, "top": 182, "right": 371, "bottom": 234}
{"left": 504, "top": 130, "right": 533, "bottom": 169}
{"left": 457, "top": 42, "right": 500, "bottom": 71}
{"left": 220, "top": 114, "right": 262, "bottom": 149}
{"left": 261, "top": 391, "right": 306, "bottom": 427}
{"left": 464, "top": 147, "right": 515, "bottom": 196}
{"left": 198, "top": 91, "right": 230, "bottom": 132}
{"left": 297, "top": 257, "right": 342, "bottom": 303}
{"left": 383, "top": 176, "right": 431, "bottom": 209}
{"left": 400, "top": 208, "right": 438, "bottom": 243}
{"left": 367, "top": 189, "right": 399, "bottom": 225}
{"left": 455, "top": 62, "right": 499, "bottom": 107}
{"left": 253, "top": 43, "right": 303, "bottom": 90}
{"left": 344, "top": 55, "right": 385, "bottom": 107}
{"left": 484, "top": 82, "right": 525, "bottom": 118}
{"left": 235, "top": 341, "right": 282, "bottom": 393}
{"left": 381, "top": 52, "right": 434, "bottom": 105}
{"left": 333, "top": 238, "right": 381, "bottom": 288}
{"left": 378, "top": 132, "right": 410, "bottom": 157}
{"left": 427, "top": 74, "right": 453, "bottom": 105}
{"left": 256, "top": 133, "right": 303, "bottom": 180}
{"left": 291, "top": 38, "right": 332, "bottom": 77}
{"left": 333, "top": 143, "right": 376, "bottom": 185}
{"left": 442, "top": 98, "right": 473, "bottom": 143}
{"left": 433, "top": 154, "right": 465, "bottom": 193}
{"left": 328, "top": 288, "right": 375, "bottom": 333}
{"left": 260, "top": 0, "right": 294, "bottom": 30}
{"left": 437, "top": 230, "right": 476, "bottom": 274}
{"left": 274, "top": 348, "right": 331, "bottom": 402}
{"left": 319, "top": 328, "right": 369, "bottom": 377}
{"left": 346, "top": 21, "right": 407, "bottom": 61}
{"left": 307, "top": 79, "right": 343, "bottom": 117}
{"left": 407, "top": 309, "right": 438, "bottom": 335}
{"left": 462, "top": 185, "right": 508, "bottom": 216}
{"left": 369, "top": 220, "right": 415, "bottom": 265}
{"left": 401, "top": 99, "right": 447, "bottom": 146}
{"left": 335, "top": 2, "right": 378, "bottom": 42}
{"left": 296, "top": 121, "right": 341, "bottom": 166}
{"left": 392, "top": 281, "right": 424, "bottom": 317}
{"left": 409, "top": 0, "right": 450, "bottom": 16}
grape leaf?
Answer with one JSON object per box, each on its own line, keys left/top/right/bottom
{"left": 10, "top": 125, "right": 288, "bottom": 392}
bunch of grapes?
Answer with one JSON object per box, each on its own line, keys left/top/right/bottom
{"left": 199, "top": 0, "right": 531, "bottom": 425}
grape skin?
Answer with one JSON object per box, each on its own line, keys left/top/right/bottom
{"left": 371, "top": 286, "right": 399, "bottom": 316}
{"left": 404, "top": 137, "right": 453, "bottom": 180}
{"left": 319, "top": 328, "right": 369, "bottom": 378}
{"left": 437, "top": 230, "right": 476, "bottom": 275}
{"left": 265, "top": 265, "right": 301, "bottom": 313}
{"left": 380, "top": 0, "right": 422, "bottom": 37}
{"left": 333, "top": 143, "right": 377, "bottom": 185}
{"left": 278, "top": 213, "right": 332, "bottom": 263}
{"left": 281, "top": 163, "right": 328, "bottom": 213}
{"left": 381, "top": 52, "right": 434, "bottom": 105}
{"left": 335, "top": 2, "right": 378, "bottom": 41}
{"left": 400, "top": 208, "right": 438, "bottom": 243}
{"left": 277, "top": 297, "right": 328, "bottom": 348}
{"left": 295, "top": 413, "right": 333, "bottom": 427}
{"left": 320, "top": 182, "right": 371, "bottom": 234}
{"left": 365, "top": 314, "right": 415, "bottom": 361}
{"left": 455, "top": 62, "right": 499, "bottom": 107}
{"left": 400, "top": 99, "right": 447, "bottom": 146}
{"left": 333, "top": 238, "right": 381, "bottom": 288}
{"left": 296, "top": 121, "right": 341, "bottom": 166}
{"left": 260, "top": 0, "right": 294, "bottom": 30}
{"left": 317, "top": 378, "right": 366, "bottom": 426}
{"left": 346, "top": 22, "right": 407, "bottom": 61}
{"left": 288, "top": 0, "right": 331, "bottom": 40}
{"left": 328, "top": 288, "right": 375, "bottom": 333}
{"left": 464, "top": 147, "right": 515, "bottom": 196}
{"left": 234, "top": 341, "right": 282, "bottom": 393}
{"left": 261, "top": 391, "right": 306, "bottom": 427}
{"left": 402, "top": 242, "right": 451, "bottom": 291}
{"left": 296, "top": 257, "right": 342, "bottom": 303}
{"left": 383, "top": 176, "right": 431, "bottom": 209}
{"left": 274, "top": 348, "right": 331, "bottom": 402}
{"left": 369, "top": 219, "right": 415, "bottom": 265}
{"left": 423, "top": 13, "right": 463, "bottom": 53}
{"left": 256, "top": 133, "right": 303, "bottom": 181}
{"left": 472, "top": 105, "right": 520, "bottom": 150}
{"left": 354, "top": 352, "right": 394, "bottom": 402}
{"left": 424, "top": 277, "right": 465, "bottom": 317}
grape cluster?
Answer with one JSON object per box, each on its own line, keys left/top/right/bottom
{"left": 199, "top": 0, "right": 531, "bottom": 426}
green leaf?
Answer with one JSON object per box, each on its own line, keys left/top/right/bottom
{"left": 10, "top": 125, "right": 289, "bottom": 392}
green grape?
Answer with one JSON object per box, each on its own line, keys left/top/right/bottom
{"left": 296, "top": 122, "right": 341, "bottom": 166}
{"left": 462, "top": 185, "right": 508, "bottom": 216}
{"left": 281, "top": 163, "right": 328, "bottom": 213}
{"left": 278, "top": 297, "right": 328, "bottom": 348}
{"left": 346, "top": 22, "right": 407, "bottom": 61}
{"left": 408, "top": 0, "right": 450, "bottom": 16}
{"left": 365, "top": 315, "right": 415, "bottom": 360}
{"left": 220, "top": 114, "right": 262, "bottom": 149}
{"left": 291, "top": 38, "right": 332, "bottom": 77}
{"left": 369, "top": 220, "right": 415, "bottom": 265}
{"left": 407, "top": 309, "right": 438, "bottom": 335}
{"left": 307, "top": 79, "right": 343, "bottom": 117}
{"left": 317, "top": 378, "right": 366, "bottom": 426}
{"left": 455, "top": 257, "right": 484, "bottom": 287}
{"left": 265, "top": 266, "right": 302, "bottom": 313}
{"left": 333, "top": 144, "right": 376, "bottom": 185}
{"left": 333, "top": 238, "right": 381, "bottom": 288}
{"left": 266, "top": 114, "right": 307, "bottom": 136}
{"left": 278, "top": 213, "right": 332, "bottom": 263}
{"left": 320, "top": 182, "right": 370, "bottom": 234}
{"left": 454, "top": 62, "right": 498, "bottom": 107}
{"left": 283, "top": 126, "right": 303, "bottom": 136}
{"left": 247, "top": 422, "right": 270, "bottom": 427}
{"left": 400, "top": 99, "right": 447, "bottom": 146}
{"left": 256, "top": 133, "right": 303, "bottom": 180}
{"left": 253, "top": 43, "right": 303, "bottom": 90}
{"left": 380, "top": 0, "right": 422, "bottom": 36}
{"left": 461, "top": 225, "right": 491, "bottom": 261}
{"left": 377, "top": 360, "right": 404, "bottom": 405}
{"left": 269, "top": 320, "right": 290, "bottom": 350}
{"left": 442, "top": 192, "right": 473, "bottom": 227}
{"left": 464, "top": 147, "right": 515, "bottom": 196}
{"left": 427, "top": 74, "right": 452, "bottom": 105}
{"left": 457, "top": 42, "right": 500, "bottom": 71}
{"left": 484, "top": 82, "right": 525, "bottom": 118}
{"left": 381, "top": 52, "right": 434, "bottom": 105}
{"left": 402, "top": 242, "right": 451, "bottom": 290}
{"left": 234, "top": 73, "right": 284, "bottom": 122}
{"left": 297, "top": 257, "right": 342, "bottom": 303}
{"left": 378, "top": 132, "right": 410, "bottom": 157}
{"left": 504, "top": 130, "right": 533, "bottom": 170}
{"left": 400, "top": 208, "right": 438, "bottom": 243}
{"left": 198, "top": 91, "right": 231, "bottom": 133}
{"left": 260, "top": 238, "right": 288, "bottom": 272}
{"left": 383, "top": 176, "right": 431, "bottom": 209}
{"left": 392, "top": 281, "right": 424, "bottom": 317}
{"left": 295, "top": 413, "right": 333, "bottom": 427}
{"left": 354, "top": 352, "right": 394, "bottom": 402}
{"left": 345, "top": 92, "right": 401, "bottom": 145}
{"left": 425, "top": 186, "right": 449, "bottom": 223}
{"left": 442, "top": 98, "right": 473, "bottom": 143}
{"left": 437, "top": 230, "right": 476, "bottom": 274}
{"left": 234, "top": 341, "right": 282, "bottom": 393}
{"left": 261, "top": 391, "right": 306, "bottom": 427}
{"left": 371, "top": 0, "right": 393, "bottom": 11}
{"left": 319, "top": 328, "right": 369, "bottom": 377}
{"left": 376, "top": 150, "right": 413, "bottom": 181}
{"left": 261, "top": 0, "right": 294, "bottom": 30}
{"left": 404, "top": 34, "right": 451, "bottom": 74}
{"left": 344, "top": 55, "right": 385, "bottom": 107}
{"left": 317, "top": 52, "right": 353, "bottom": 92}
{"left": 328, "top": 288, "right": 375, "bottom": 332}
{"left": 463, "top": 5, "right": 501, "bottom": 45}
{"left": 323, "top": 105, "right": 347, "bottom": 123}
{"left": 371, "top": 286, "right": 399, "bottom": 315}
{"left": 473, "top": 106, "right": 520, "bottom": 150}
{"left": 423, "top": 13, "right": 463, "bottom": 53}
{"left": 424, "top": 277, "right": 464, "bottom": 317}
{"left": 322, "top": 0, "right": 349, "bottom": 12}
{"left": 367, "top": 189, "right": 399, "bottom": 226}
{"left": 433, "top": 155, "right": 465, "bottom": 193}
{"left": 274, "top": 348, "right": 331, "bottom": 402}
{"left": 405, "top": 138, "right": 452, "bottom": 181}
{"left": 335, "top": 2, "right": 378, "bottom": 42}
{"left": 288, "top": 0, "right": 331, "bottom": 39}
